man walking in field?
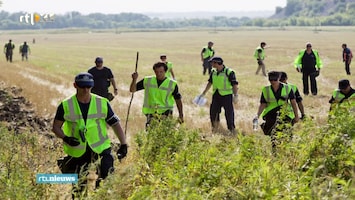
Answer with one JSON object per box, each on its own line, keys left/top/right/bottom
{"left": 88, "top": 57, "right": 118, "bottom": 101}
{"left": 4, "top": 39, "right": 15, "bottom": 62}
{"left": 294, "top": 42, "right": 323, "bottom": 96}
{"left": 130, "top": 61, "right": 184, "bottom": 129}
{"left": 254, "top": 42, "right": 267, "bottom": 77}
{"left": 201, "top": 41, "right": 215, "bottom": 75}
{"left": 19, "top": 41, "right": 31, "bottom": 61}
{"left": 342, "top": 43, "right": 353, "bottom": 75}
{"left": 200, "top": 56, "right": 239, "bottom": 134}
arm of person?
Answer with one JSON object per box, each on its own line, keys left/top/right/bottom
{"left": 110, "top": 77, "right": 118, "bottom": 95}
{"left": 201, "top": 48, "right": 206, "bottom": 61}
{"left": 111, "top": 122, "right": 127, "bottom": 145}
{"left": 201, "top": 82, "right": 212, "bottom": 96}
{"left": 170, "top": 68, "right": 176, "bottom": 80}
{"left": 129, "top": 72, "right": 139, "bottom": 92}
{"left": 52, "top": 119, "right": 66, "bottom": 139}
{"left": 175, "top": 98, "right": 184, "bottom": 123}
{"left": 256, "top": 103, "right": 267, "bottom": 119}
{"left": 106, "top": 104, "right": 127, "bottom": 145}
{"left": 290, "top": 99, "right": 299, "bottom": 123}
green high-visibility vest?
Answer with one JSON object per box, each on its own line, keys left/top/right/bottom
{"left": 211, "top": 67, "right": 233, "bottom": 96}
{"left": 294, "top": 49, "right": 323, "bottom": 69}
{"left": 202, "top": 46, "right": 214, "bottom": 59}
{"left": 261, "top": 84, "right": 295, "bottom": 119}
{"left": 332, "top": 89, "right": 355, "bottom": 103}
{"left": 254, "top": 46, "right": 265, "bottom": 60}
{"left": 165, "top": 61, "right": 173, "bottom": 79}
{"left": 62, "top": 94, "right": 111, "bottom": 157}
{"left": 142, "top": 76, "right": 176, "bottom": 114}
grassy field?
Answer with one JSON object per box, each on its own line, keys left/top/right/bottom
{"left": 0, "top": 27, "right": 354, "bottom": 199}
{"left": 1, "top": 27, "right": 354, "bottom": 135}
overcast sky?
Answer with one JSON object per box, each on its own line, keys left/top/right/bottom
{"left": 1, "top": 0, "right": 287, "bottom": 14}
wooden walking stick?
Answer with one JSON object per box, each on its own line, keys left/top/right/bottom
{"left": 124, "top": 52, "right": 139, "bottom": 136}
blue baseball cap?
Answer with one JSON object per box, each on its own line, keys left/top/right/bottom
{"left": 75, "top": 72, "right": 94, "bottom": 88}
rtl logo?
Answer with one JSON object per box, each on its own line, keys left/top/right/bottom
{"left": 19, "top": 13, "right": 55, "bottom": 25}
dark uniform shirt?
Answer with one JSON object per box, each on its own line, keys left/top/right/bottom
{"left": 88, "top": 67, "right": 114, "bottom": 98}
{"left": 343, "top": 47, "right": 352, "bottom": 61}
{"left": 301, "top": 51, "right": 317, "bottom": 73}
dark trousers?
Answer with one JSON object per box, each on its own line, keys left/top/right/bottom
{"left": 261, "top": 111, "right": 294, "bottom": 150}
{"left": 58, "top": 147, "right": 114, "bottom": 197}
{"left": 302, "top": 71, "right": 317, "bottom": 95}
{"left": 210, "top": 93, "right": 235, "bottom": 131}
{"left": 5, "top": 52, "right": 13, "bottom": 62}
{"left": 145, "top": 110, "right": 173, "bottom": 129}
{"left": 203, "top": 58, "right": 212, "bottom": 75}
{"left": 345, "top": 61, "right": 351, "bottom": 75}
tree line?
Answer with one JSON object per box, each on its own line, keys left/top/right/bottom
{"left": 0, "top": 9, "right": 354, "bottom": 30}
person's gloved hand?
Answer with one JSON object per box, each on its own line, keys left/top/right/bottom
{"left": 117, "top": 144, "right": 128, "bottom": 160}
{"left": 233, "top": 94, "right": 238, "bottom": 103}
{"left": 63, "top": 136, "right": 80, "bottom": 146}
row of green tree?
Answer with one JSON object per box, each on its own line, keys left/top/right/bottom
{"left": 0, "top": 10, "right": 354, "bottom": 30}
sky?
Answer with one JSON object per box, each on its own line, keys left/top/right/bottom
{"left": 1, "top": 0, "right": 287, "bottom": 14}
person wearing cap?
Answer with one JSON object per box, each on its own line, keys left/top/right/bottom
{"left": 294, "top": 42, "right": 323, "bottom": 96}
{"left": 19, "top": 41, "right": 30, "bottom": 61}
{"left": 88, "top": 57, "right": 118, "bottom": 101}
{"left": 4, "top": 39, "right": 15, "bottom": 62}
{"left": 254, "top": 71, "right": 299, "bottom": 149}
{"left": 254, "top": 42, "right": 267, "bottom": 77}
{"left": 160, "top": 54, "right": 175, "bottom": 80}
{"left": 200, "top": 56, "right": 239, "bottom": 134}
{"left": 130, "top": 61, "right": 184, "bottom": 128}
{"left": 52, "top": 72, "right": 127, "bottom": 198}
{"left": 279, "top": 71, "right": 306, "bottom": 119}
{"left": 201, "top": 41, "right": 215, "bottom": 75}
{"left": 342, "top": 43, "right": 353, "bottom": 75}
{"left": 329, "top": 79, "right": 355, "bottom": 109}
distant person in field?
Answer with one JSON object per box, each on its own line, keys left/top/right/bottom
{"left": 200, "top": 56, "right": 239, "bottom": 134}
{"left": 52, "top": 72, "right": 127, "bottom": 198}
{"left": 342, "top": 43, "right": 353, "bottom": 75}
{"left": 129, "top": 61, "right": 184, "bottom": 129}
{"left": 201, "top": 41, "right": 215, "bottom": 75}
{"left": 160, "top": 54, "right": 175, "bottom": 80}
{"left": 294, "top": 42, "right": 323, "bottom": 96}
{"left": 88, "top": 57, "right": 118, "bottom": 101}
{"left": 254, "top": 42, "right": 267, "bottom": 77}
{"left": 19, "top": 41, "right": 31, "bottom": 61}
{"left": 4, "top": 39, "right": 15, "bottom": 62}
{"left": 279, "top": 71, "right": 305, "bottom": 119}
{"left": 254, "top": 71, "right": 299, "bottom": 149}
{"left": 329, "top": 79, "right": 355, "bottom": 110}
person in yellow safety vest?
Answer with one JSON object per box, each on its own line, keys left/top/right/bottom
{"left": 200, "top": 56, "right": 239, "bottom": 134}
{"left": 254, "top": 42, "right": 267, "bottom": 77}
{"left": 254, "top": 71, "right": 299, "bottom": 148}
{"left": 279, "top": 71, "right": 306, "bottom": 119}
{"left": 294, "top": 42, "right": 323, "bottom": 96}
{"left": 130, "top": 62, "right": 184, "bottom": 128}
{"left": 329, "top": 79, "right": 355, "bottom": 110}
{"left": 160, "top": 54, "right": 175, "bottom": 80}
{"left": 52, "top": 72, "right": 127, "bottom": 198}
{"left": 201, "top": 41, "right": 215, "bottom": 75}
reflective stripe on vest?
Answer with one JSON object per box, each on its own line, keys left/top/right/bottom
{"left": 143, "top": 76, "right": 176, "bottom": 114}
{"left": 212, "top": 67, "right": 233, "bottom": 96}
{"left": 62, "top": 94, "right": 110, "bottom": 157}
{"left": 261, "top": 84, "right": 294, "bottom": 119}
